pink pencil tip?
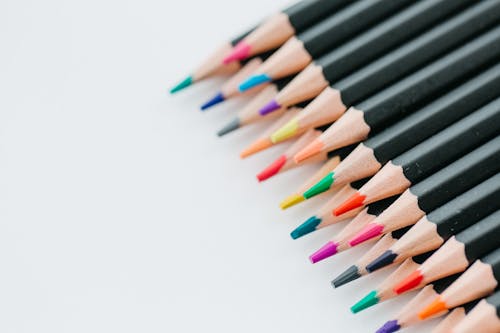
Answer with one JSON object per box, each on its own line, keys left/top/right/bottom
{"left": 349, "top": 223, "right": 384, "bottom": 247}
{"left": 223, "top": 42, "right": 252, "bottom": 64}
{"left": 309, "top": 242, "right": 338, "bottom": 263}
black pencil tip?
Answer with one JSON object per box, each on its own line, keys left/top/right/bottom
{"left": 366, "top": 250, "right": 397, "bottom": 273}
{"left": 331, "top": 265, "right": 361, "bottom": 288}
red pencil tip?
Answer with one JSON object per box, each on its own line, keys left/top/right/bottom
{"left": 256, "top": 155, "right": 287, "bottom": 182}
{"left": 393, "top": 270, "right": 424, "bottom": 295}
{"left": 334, "top": 192, "right": 366, "bottom": 216}
{"left": 223, "top": 42, "right": 252, "bottom": 64}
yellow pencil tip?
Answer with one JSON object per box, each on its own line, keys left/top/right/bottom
{"left": 240, "top": 138, "right": 273, "bottom": 158}
{"left": 271, "top": 119, "right": 299, "bottom": 144}
{"left": 294, "top": 139, "right": 324, "bottom": 163}
{"left": 280, "top": 194, "right": 305, "bottom": 210}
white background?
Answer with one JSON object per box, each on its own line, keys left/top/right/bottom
{"left": 0, "top": 0, "right": 438, "bottom": 332}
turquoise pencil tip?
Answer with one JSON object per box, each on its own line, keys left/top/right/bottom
{"left": 290, "top": 216, "right": 322, "bottom": 239}
{"left": 351, "top": 290, "right": 379, "bottom": 313}
{"left": 170, "top": 75, "right": 193, "bottom": 94}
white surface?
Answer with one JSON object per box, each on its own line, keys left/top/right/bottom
{"left": 0, "top": 0, "right": 439, "bottom": 332}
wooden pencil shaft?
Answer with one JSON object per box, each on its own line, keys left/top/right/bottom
{"left": 454, "top": 298, "right": 500, "bottom": 333}
{"left": 456, "top": 211, "right": 500, "bottom": 262}
{"left": 316, "top": 0, "right": 473, "bottom": 83}
{"left": 335, "top": 0, "right": 500, "bottom": 107}
{"left": 367, "top": 61, "right": 500, "bottom": 164}
{"left": 411, "top": 136, "right": 500, "bottom": 212}
{"left": 360, "top": 25, "right": 500, "bottom": 131}
{"left": 396, "top": 98, "right": 500, "bottom": 183}
{"left": 300, "top": 0, "right": 412, "bottom": 58}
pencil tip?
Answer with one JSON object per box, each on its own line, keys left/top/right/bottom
{"left": 419, "top": 297, "right": 447, "bottom": 320}
{"left": 170, "top": 75, "right": 193, "bottom": 94}
{"left": 290, "top": 216, "right": 322, "bottom": 239}
{"left": 217, "top": 118, "right": 240, "bottom": 137}
{"left": 222, "top": 42, "right": 251, "bottom": 64}
{"left": 303, "top": 172, "right": 335, "bottom": 199}
{"left": 334, "top": 192, "right": 366, "bottom": 216}
{"left": 351, "top": 290, "right": 379, "bottom": 313}
{"left": 240, "top": 138, "right": 271, "bottom": 158}
{"left": 294, "top": 138, "right": 324, "bottom": 163}
{"left": 280, "top": 194, "right": 305, "bottom": 210}
{"left": 394, "top": 270, "right": 424, "bottom": 295}
{"left": 366, "top": 250, "right": 397, "bottom": 273}
{"left": 271, "top": 118, "right": 299, "bottom": 143}
{"left": 239, "top": 74, "right": 272, "bottom": 92}
{"left": 376, "top": 320, "right": 401, "bottom": 333}
{"left": 349, "top": 223, "right": 384, "bottom": 247}
{"left": 256, "top": 155, "right": 287, "bottom": 182}
{"left": 259, "top": 99, "right": 282, "bottom": 116}
{"left": 310, "top": 241, "right": 338, "bottom": 263}
{"left": 200, "top": 92, "right": 225, "bottom": 110}
{"left": 331, "top": 265, "right": 361, "bottom": 288}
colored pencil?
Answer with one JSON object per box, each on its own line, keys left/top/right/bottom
{"left": 351, "top": 251, "right": 437, "bottom": 313}
{"left": 308, "top": 196, "right": 398, "bottom": 261}
{"left": 419, "top": 247, "right": 500, "bottom": 320}
{"left": 348, "top": 134, "right": 500, "bottom": 246}
{"left": 222, "top": 0, "right": 353, "bottom": 64}
{"left": 294, "top": 24, "right": 500, "bottom": 163}
{"left": 293, "top": 61, "right": 500, "bottom": 202}
{"left": 280, "top": 156, "right": 341, "bottom": 210}
{"left": 331, "top": 227, "right": 410, "bottom": 288}
{"left": 239, "top": 0, "right": 473, "bottom": 94}
{"left": 333, "top": 98, "right": 500, "bottom": 218}
{"left": 452, "top": 291, "right": 500, "bottom": 333}
{"left": 170, "top": 29, "right": 253, "bottom": 93}
{"left": 377, "top": 274, "right": 474, "bottom": 333}
{"left": 256, "top": 128, "right": 327, "bottom": 182}
{"left": 394, "top": 211, "right": 500, "bottom": 295}
{"left": 431, "top": 301, "right": 479, "bottom": 333}
{"left": 268, "top": 1, "right": 500, "bottom": 142}
{"left": 364, "top": 173, "right": 500, "bottom": 273}
{"left": 290, "top": 176, "right": 369, "bottom": 240}
{"left": 217, "top": 76, "right": 294, "bottom": 137}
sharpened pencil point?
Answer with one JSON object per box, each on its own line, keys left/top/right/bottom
{"left": 217, "top": 118, "right": 240, "bottom": 137}
{"left": 376, "top": 320, "right": 401, "bottom": 333}
{"left": 259, "top": 99, "right": 282, "bottom": 116}
{"left": 239, "top": 74, "right": 272, "bottom": 92}
{"left": 170, "top": 75, "right": 193, "bottom": 94}
{"left": 290, "top": 216, "right": 321, "bottom": 239}
{"left": 280, "top": 194, "right": 305, "bottom": 210}
{"left": 271, "top": 118, "right": 299, "bottom": 143}
{"left": 351, "top": 290, "right": 379, "bottom": 313}
{"left": 303, "top": 172, "right": 334, "bottom": 199}
{"left": 294, "top": 139, "right": 324, "bottom": 163}
{"left": 200, "top": 92, "right": 225, "bottom": 110}
{"left": 366, "top": 250, "right": 397, "bottom": 273}
{"left": 419, "top": 297, "right": 447, "bottom": 320}
{"left": 334, "top": 192, "right": 366, "bottom": 216}
{"left": 394, "top": 270, "right": 424, "bottom": 294}
{"left": 222, "top": 42, "right": 251, "bottom": 64}
{"left": 240, "top": 138, "right": 272, "bottom": 158}
{"left": 332, "top": 265, "right": 361, "bottom": 288}
{"left": 310, "top": 241, "right": 338, "bottom": 263}
{"left": 349, "top": 223, "right": 384, "bottom": 246}
{"left": 256, "top": 155, "right": 287, "bottom": 182}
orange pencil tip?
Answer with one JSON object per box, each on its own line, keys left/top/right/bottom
{"left": 293, "top": 139, "right": 324, "bottom": 163}
{"left": 240, "top": 138, "right": 272, "bottom": 158}
{"left": 333, "top": 192, "right": 366, "bottom": 216}
{"left": 419, "top": 297, "right": 448, "bottom": 320}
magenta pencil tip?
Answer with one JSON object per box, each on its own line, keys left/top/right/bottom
{"left": 309, "top": 242, "right": 338, "bottom": 263}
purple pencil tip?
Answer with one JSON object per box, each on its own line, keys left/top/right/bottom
{"left": 376, "top": 320, "right": 400, "bottom": 333}
{"left": 259, "top": 99, "right": 281, "bottom": 116}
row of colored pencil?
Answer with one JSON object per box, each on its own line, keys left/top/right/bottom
{"left": 171, "top": 1, "right": 500, "bottom": 332}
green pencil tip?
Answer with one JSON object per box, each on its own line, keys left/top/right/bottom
{"left": 303, "top": 172, "right": 335, "bottom": 199}
{"left": 170, "top": 75, "right": 193, "bottom": 94}
{"left": 351, "top": 290, "right": 379, "bottom": 314}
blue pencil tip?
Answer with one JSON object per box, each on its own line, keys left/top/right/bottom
{"left": 238, "top": 74, "right": 272, "bottom": 92}
{"left": 200, "top": 92, "right": 225, "bottom": 110}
